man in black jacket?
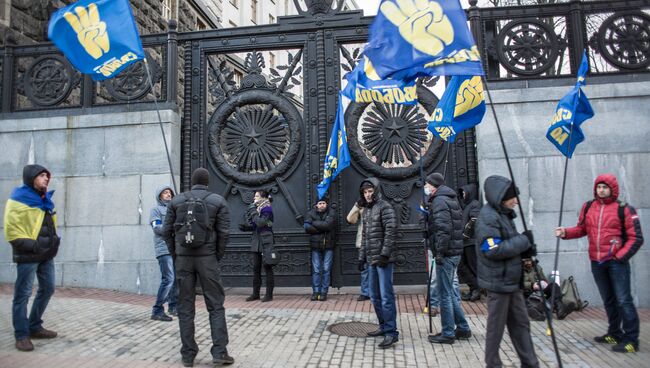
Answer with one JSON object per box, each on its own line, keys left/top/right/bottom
{"left": 4, "top": 164, "right": 61, "bottom": 352}
{"left": 475, "top": 175, "right": 538, "bottom": 368}
{"left": 425, "top": 173, "right": 472, "bottom": 345}
{"left": 357, "top": 178, "right": 399, "bottom": 348}
{"left": 304, "top": 197, "right": 336, "bottom": 301}
{"left": 162, "top": 168, "right": 233, "bottom": 367}
{"left": 458, "top": 184, "right": 481, "bottom": 302}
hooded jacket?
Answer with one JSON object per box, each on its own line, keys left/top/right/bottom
{"left": 459, "top": 183, "right": 481, "bottom": 246}
{"left": 4, "top": 164, "right": 60, "bottom": 263}
{"left": 427, "top": 185, "right": 464, "bottom": 257}
{"left": 357, "top": 178, "right": 397, "bottom": 263}
{"left": 161, "top": 184, "right": 230, "bottom": 259}
{"left": 149, "top": 186, "right": 174, "bottom": 258}
{"left": 304, "top": 204, "right": 336, "bottom": 250}
{"left": 564, "top": 174, "right": 643, "bottom": 262}
{"left": 475, "top": 175, "right": 532, "bottom": 293}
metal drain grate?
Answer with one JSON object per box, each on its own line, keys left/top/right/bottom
{"left": 327, "top": 322, "right": 379, "bottom": 337}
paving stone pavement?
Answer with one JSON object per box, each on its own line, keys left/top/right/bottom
{"left": 0, "top": 284, "right": 648, "bottom": 367}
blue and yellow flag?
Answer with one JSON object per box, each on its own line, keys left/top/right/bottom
{"left": 341, "top": 57, "right": 418, "bottom": 105}
{"left": 364, "top": 0, "right": 483, "bottom": 80}
{"left": 317, "top": 93, "right": 351, "bottom": 199}
{"left": 48, "top": 0, "right": 145, "bottom": 80}
{"left": 427, "top": 75, "right": 485, "bottom": 142}
{"left": 4, "top": 185, "right": 57, "bottom": 242}
{"left": 546, "top": 51, "right": 594, "bottom": 158}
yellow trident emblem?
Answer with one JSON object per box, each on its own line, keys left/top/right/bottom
{"left": 63, "top": 3, "right": 110, "bottom": 60}
{"left": 381, "top": 0, "right": 455, "bottom": 57}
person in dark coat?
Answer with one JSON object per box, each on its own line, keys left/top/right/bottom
{"left": 239, "top": 189, "right": 275, "bottom": 302}
{"left": 424, "top": 173, "right": 471, "bottom": 345}
{"left": 304, "top": 197, "right": 336, "bottom": 301}
{"left": 457, "top": 183, "right": 481, "bottom": 302}
{"left": 357, "top": 177, "right": 399, "bottom": 349}
{"left": 475, "top": 175, "right": 538, "bottom": 368}
{"left": 150, "top": 185, "right": 178, "bottom": 321}
{"left": 162, "top": 168, "right": 233, "bottom": 367}
{"left": 4, "top": 164, "right": 61, "bottom": 352}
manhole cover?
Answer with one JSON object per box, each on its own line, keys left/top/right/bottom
{"left": 327, "top": 322, "right": 379, "bottom": 337}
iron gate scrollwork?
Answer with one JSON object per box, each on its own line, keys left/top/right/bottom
{"left": 184, "top": 1, "right": 477, "bottom": 288}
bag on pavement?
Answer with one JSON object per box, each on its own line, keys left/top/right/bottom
{"left": 526, "top": 292, "right": 548, "bottom": 321}
{"left": 561, "top": 276, "right": 589, "bottom": 311}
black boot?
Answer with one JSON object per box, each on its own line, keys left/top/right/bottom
{"left": 245, "top": 294, "right": 260, "bottom": 302}
{"left": 469, "top": 289, "right": 481, "bottom": 302}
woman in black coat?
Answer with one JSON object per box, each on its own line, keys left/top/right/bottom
{"left": 239, "top": 190, "right": 275, "bottom": 302}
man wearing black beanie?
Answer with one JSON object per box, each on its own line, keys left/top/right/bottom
{"left": 423, "top": 172, "right": 472, "bottom": 345}
{"left": 475, "top": 175, "right": 538, "bottom": 367}
{"left": 162, "top": 168, "right": 234, "bottom": 366}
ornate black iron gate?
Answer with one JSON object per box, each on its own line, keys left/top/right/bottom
{"left": 182, "top": 1, "right": 479, "bottom": 288}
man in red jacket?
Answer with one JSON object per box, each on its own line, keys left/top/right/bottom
{"left": 556, "top": 173, "right": 643, "bottom": 353}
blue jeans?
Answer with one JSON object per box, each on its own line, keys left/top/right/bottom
{"left": 368, "top": 263, "right": 398, "bottom": 337}
{"left": 360, "top": 262, "right": 370, "bottom": 297}
{"left": 591, "top": 260, "right": 639, "bottom": 343}
{"left": 12, "top": 259, "right": 56, "bottom": 340}
{"left": 153, "top": 255, "right": 178, "bottom": 315}
{"left": 436, "top": 255, "right": 470, "bottom": 338}
{"left": 428, "top": 250, "right": 460, "bottom": 308}
{"left": 311, "top": 249, "right": 333, "bottom": 294}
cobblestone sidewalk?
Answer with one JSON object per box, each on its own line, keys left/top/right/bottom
{"left": 0, "top": 285, "right": 648, "bottom": 367}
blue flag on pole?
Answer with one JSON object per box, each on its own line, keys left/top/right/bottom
{"left": 546, "top": 51, "right": 594, "bottom": 158}
{"left": 317, "top": 93, "right": 352, "bottom": 199}
{"left": 364, "top": 0, "right": 483, "bottom": 80}
{"left": 428, "top": 75, "right": 485, "bottom": 143}
{"left": 341, "top": 57, "right": 418, "bottom": 105}
{"left": 48, "top": 0, "right": 145, "bottom": 81}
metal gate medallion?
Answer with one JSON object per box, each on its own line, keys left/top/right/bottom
{"left": 327, "top": 322, "right": 379, "bottom": 337}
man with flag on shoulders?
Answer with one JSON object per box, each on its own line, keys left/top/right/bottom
{"left": 4, "top": 164, "right": 61, "bottom": 352}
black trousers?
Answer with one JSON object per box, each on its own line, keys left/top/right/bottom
{"left": 175, "top": 256, "right": 229, "bottom": 360}
{"left": 252, "top": 252, "right": 274, "bottom": 296}
{"left": 485, "top": 290, "right": 539, "bottom": 368}
{"left": 457, "top": 244, "right": 478, "bottom": 290}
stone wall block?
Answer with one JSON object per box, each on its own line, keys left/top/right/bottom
{"left": 102, "top": 225, "right": 155, "bottom": 262}
{"left": 104, "top": 124, "right": 176, "bottom": 176}
{"left": 0, "top": 132, "right": 30, "bottom": 179}
{"left": 65, "top": 176, "right": 142, "bottom": 226}
{"left": 56, "top": 226, "right": 102, "bottom": 263}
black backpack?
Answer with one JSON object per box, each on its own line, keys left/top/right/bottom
{"left": 526, "top": 292, "right": 549, "bottom": 321}
{"left": 174, "top": 192, "right": 212, "bottom": 249}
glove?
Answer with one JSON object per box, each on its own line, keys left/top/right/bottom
{"left": 371, "top": 255, "right": 389, "bottom": 268}
{"left": 358, "top": 260, "right": 366, "bottom": 272}
{"left": 522, "top": 230, "right": 535, "bottom": 246}
{"left": 356, "top": 198, "right": 366, "bottom": 207}
{"left": 435, "top": 255, "right": 444, "bottom": 266}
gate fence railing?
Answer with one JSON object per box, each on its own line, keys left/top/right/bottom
{"left": 0, "top": 0, "right": 647, "bottom": 114}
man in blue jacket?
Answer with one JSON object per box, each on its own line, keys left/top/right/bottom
{"left": 150, "top": 185, "right": 178, "bottom": 321}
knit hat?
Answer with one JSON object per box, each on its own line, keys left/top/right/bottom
{"left": 425, "top": 172, "right": 444, "bottom": 188}
{"left": 360, "top": 180, "right": 374, "bottom": 190}
{"left": 191, "top": 168, "right": 210, "bottom": 186}
{"left": 503, "top": 183, "right": 519, "bottom": 201}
